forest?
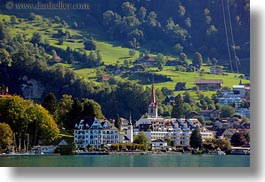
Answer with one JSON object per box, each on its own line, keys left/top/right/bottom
{"left": 91, "top": 0, "right": 250, "bottom": 71}
{"left": 0, "top": 0, "right": 250, "bottom": 127}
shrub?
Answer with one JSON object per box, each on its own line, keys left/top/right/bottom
{"left": 84, "top": 40, "right": 96, "bottom": 50}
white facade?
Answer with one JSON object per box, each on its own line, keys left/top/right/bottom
{"left": 74, "top": 118, "right": 119, "bottom": 149}
{"left": 127, "top": 124, "right": 134, "bottom": 143}
{"left": 218, "top": 92, "right": 242, "bottom": 108}
{"left": 134, "top": 118, "right": 212, "bottom": 147}
{"left": 200, "top": 128, "right": 214, "bottom": 141}
{"left": 151, "top": 139, "right": 168, "bottom": 150}
{"left": 233, "top": 85, "right": 246, "bottom": 98}
{"left": 133, "top": 79, "right": 213, "bottom": 147}
{"left": 236, "top": 108, "right": 251, "bottom": 119}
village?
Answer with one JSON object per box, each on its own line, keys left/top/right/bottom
{"left": 0, "top": 53, "right": 251, "bottom": 156}
{"left": 71, "top": 77, "right": 250, "bottom": 155}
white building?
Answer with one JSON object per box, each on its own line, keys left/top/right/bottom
{"left": 236, "top": 108, "right": 251, "bottom": 119}
{"left": 133, "top": 80, "right": 213, "bottom": 147}
{"left": 74, "top": 118, "right": 119, "bottom": 149}
{"left": 218, "top": 91, "right": 242, "bottom": 108}
{"left": 233, "top": 85, "right": 246, "bottom": 98}
{"left": 200, "top": 127, "right": 214, "bottom": 141}
{"left": 151, "top": 139, "right": 168, "bottom": 150}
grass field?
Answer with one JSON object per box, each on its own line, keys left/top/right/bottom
{"left": 154, "top": 66, "right": 247, "bottom": 89}
{"left": 1, "top": 14, "right": 140, "bottom": 66}
{"left": 1, "top": 13, "right": 250, "bottom": 99}
{"left": 134, "top": 65, "right": 250, "bottom": 98}
{"left": 96, "top": 41, "right": 140, "bottom": 65}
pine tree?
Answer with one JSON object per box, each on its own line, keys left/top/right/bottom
{"left": 114, "top": 113, "right": 121, "bottom": 131}
{"left": 42, "top": 92, "right": 57, "bottom": 116}
{"left": 67, "top": 98, "right": 83, "bottom": 129}
{"left": 190, "top": 126, "right": 202, "bottom": 149}
{"left": 171, "top": 94, "right": 184, "bottom": 118}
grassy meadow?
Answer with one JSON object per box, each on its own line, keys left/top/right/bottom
{"left": 0, "top": 13, "right": 250, "bottom": 99}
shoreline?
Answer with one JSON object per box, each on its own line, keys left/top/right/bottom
{"left": 0, "top": 149, "right": 250, "bottom": 157}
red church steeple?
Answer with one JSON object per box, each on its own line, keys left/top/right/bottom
{"left": 150, "top": 76, "right": 156, "bottom": 105}
{"left": 148, "top": 75, "right": 158, "bottom": 118}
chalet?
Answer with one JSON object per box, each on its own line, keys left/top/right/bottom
{"left": 151, "top": 139, "right": 168, "bottom": 150}
{"left": 134, "top": 56, "right": 157, "bottom": 67}
{"left": 210, "top": 66, "right": 222, "bottom": 75}
{"left": 215, "top": 128, "right": 236, "bottom": 139}
{"left": 165, "top": 60, "right": 181, "bottom": 66}
{"left": 100, "top": 75, "right": 112, "bottom": 82}
{"left": 195, "top": 79, "right": 223, "bottom": 90}
{"left": 55, "top": 56, "right": 62, "bottom": 63}
{"left": 213, "top": 119, "right": 230, "bottom": 129}
{"left": 198, "top": 110, "right": 220, "bottom": 120}
{"left": 213, "top": 117, "right": 242, "bottom": 129}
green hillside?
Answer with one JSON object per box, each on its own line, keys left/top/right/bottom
{"left": 0, "top": 13, "right": 249, "bottom": 99}
{"left": 0, "top": 0, "right": 250, "bottom": 120}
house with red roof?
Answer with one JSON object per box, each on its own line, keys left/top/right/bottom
{"left": 134, "top": 56, "right": 158, "bottom": 67}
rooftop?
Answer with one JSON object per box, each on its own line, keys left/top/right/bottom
{"left": 233, "top": 85, "right": 245, "bottom": 89}
{"left": 195, "top": 79, "right": 223, "bottom": 84}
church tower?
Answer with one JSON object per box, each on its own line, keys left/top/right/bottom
{"left": 127, "top": 113, "right": 134, "bottom": 143}
{"left": 148, "top": 77, "right": 158, "bottom": 118}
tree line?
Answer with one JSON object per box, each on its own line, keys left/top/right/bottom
{"left": 0, "top": 96, "right": 60, "bottom": 152}
{"left": 88, "top": 0, "right": 250, "bottom": 62}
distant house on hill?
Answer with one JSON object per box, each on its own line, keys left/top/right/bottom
{"left": 134, "top": 56, "right": 157, "bottom": 67}
{"left": 213, "top": 117, "right": 242, "bottom": 130}
{"left": 198, "top": 110, "right": 220, "bottom": 120}
{"left": 195, "top": 79, "right": 223, "bottom": 90}
{"left": 130, "top": 65, "right": 145, "bottom": 73}
{"left": 210, "top": 66, "right": 222, "bottom": 75}
{"left": 166, "top": 60, "right": 181, "bottom": 66}
{"left": 100, "top": 75, "right": 112, "bottom": 82}
{"left": 55, "top": 56, "right": 62, "bottom": 63}
{"left": 215, "top": 128, "right": 236, "bottom": 140}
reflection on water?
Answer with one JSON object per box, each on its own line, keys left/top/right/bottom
{"left": 0, "top": 154, "right": 250, "bottom": 167}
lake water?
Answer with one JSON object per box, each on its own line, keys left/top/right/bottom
{"left": 0, "top": 154, "right": 250, "bottom": 167}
